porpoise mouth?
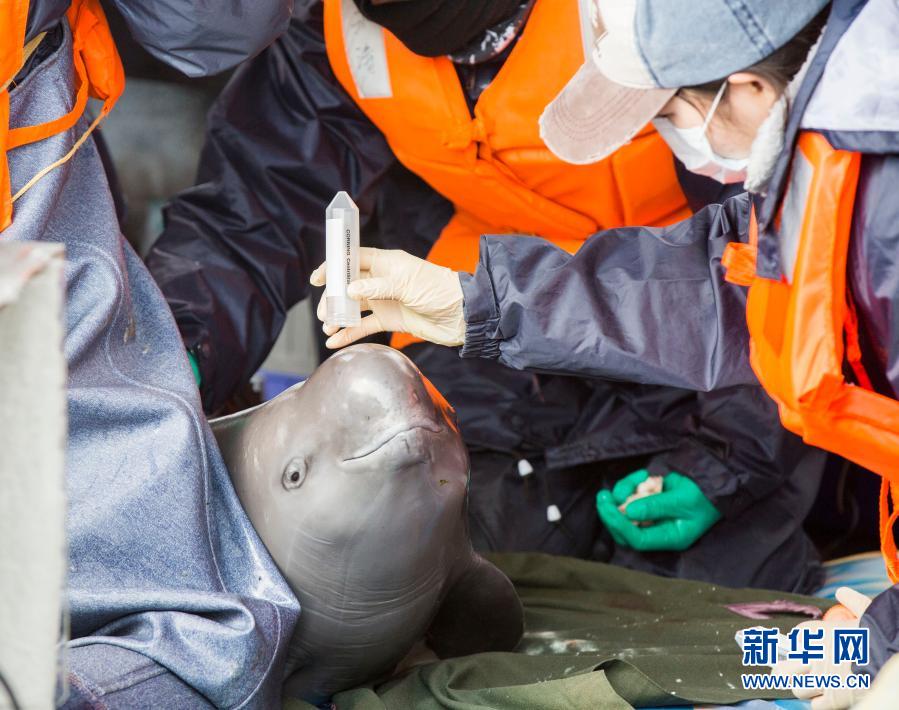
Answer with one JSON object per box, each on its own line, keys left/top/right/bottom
{"left": 343, "top": 422, "right": 443, "bottom": 462}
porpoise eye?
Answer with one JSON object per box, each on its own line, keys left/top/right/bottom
{"left": 282, "top": 457, "right": 307, "bottom": 490}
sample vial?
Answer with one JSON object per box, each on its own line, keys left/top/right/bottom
{"left": 325, "top": 191, "right": 362, "bottom": 328}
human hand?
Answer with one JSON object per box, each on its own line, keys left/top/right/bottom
{"left": 854, "top": 653, "right": 899, "bottom": 710}
{"left": 778, "top": 587, "right": 873, "bottom": 710}
{"left": 823, "top": 586, "right": 871, "bottom": 623}
{"left": 310, "top": 247, "right": 465, "bottom": 349}
{"left": 596, "top": 469, "right": 721, "bottom": 551}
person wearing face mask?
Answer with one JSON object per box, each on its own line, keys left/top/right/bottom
{"left": 311, "top": 0, "right": 899, "bottom": 700}
{"left": 149, "top": 0, "right": 827, "bottom": 594}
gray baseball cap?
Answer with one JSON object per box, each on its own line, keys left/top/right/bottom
{"left": 540, "top": 0, "right": 830, "bottom": 165}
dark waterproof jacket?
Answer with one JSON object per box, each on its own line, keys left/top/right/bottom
{"left": 146, "top": 0, "right": 827, "bottom": 593}
{"left": 457, "top": 0, "right": 899, "bottom": 677}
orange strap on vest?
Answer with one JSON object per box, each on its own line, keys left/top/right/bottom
{"left": 880, "top": 480, "right": 899, "bottom": 583}
{"left": 0, "top": 0, "right": 124, "bottom": 230}
{"left": 722, "top": 131, "right": 899, "bottom": 581}
{"left": 0, "top": 1, "right": 31, "bottom": 229}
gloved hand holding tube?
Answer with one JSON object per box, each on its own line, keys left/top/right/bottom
{"left": 310, "top": 246, "right": 466, "bottom": 349}
{"left": 596, "top": 469, "right": 722, "bottom": 551}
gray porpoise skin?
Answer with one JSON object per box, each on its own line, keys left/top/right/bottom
{"left": 211, "top": 344, "right": 524, "bottom": 703}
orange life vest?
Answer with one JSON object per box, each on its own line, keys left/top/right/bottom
{"left": 723, "top": 131, "right": 899, "bottom": 581}
{"left": 0, "top": 0, "right": 124, "bottom": 231}
{"left": 323, "top": 0, "right": 691, "bottom": 348}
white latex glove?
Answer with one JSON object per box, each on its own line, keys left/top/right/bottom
{"left": 854, "top": 652, "right": 899, "bottom": 710}
{"left": 310, "top": 247, "right": 465, "bottom": 349}
{"left": 777, "top": 587, "right": 873, "bottom": 710}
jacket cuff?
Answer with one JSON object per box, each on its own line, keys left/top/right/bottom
{"left": 458, "top": 258, "right": 502, "bottom": 360}
{"left": 648, "top": 444, "right": 750, "bottom": 519}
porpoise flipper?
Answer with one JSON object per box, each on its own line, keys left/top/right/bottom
{"left": 426, "top": 554, "right": 524, "bottom": 658}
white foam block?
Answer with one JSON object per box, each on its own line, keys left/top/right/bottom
{"left": 0, "top": 241, "right": 67, "bottom": 710}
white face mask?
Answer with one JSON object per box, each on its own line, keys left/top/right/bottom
{"left": 652, "top": 82, "right": 749, "bottom": 185}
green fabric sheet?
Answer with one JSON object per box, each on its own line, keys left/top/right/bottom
{"left": 286, "top": 552, "right": 831, "bottom": 710}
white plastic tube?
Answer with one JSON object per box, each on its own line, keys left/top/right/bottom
{"left": 325, "top": 191, "right": 361, "bottom": 328}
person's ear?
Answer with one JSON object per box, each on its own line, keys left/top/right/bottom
{"left": 723, "top": 71, "right": 780, "bottom": 120}
{"left": 727, "top": 72, "right": 779, "bottom": 103}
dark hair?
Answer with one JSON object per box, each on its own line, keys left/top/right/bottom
{"left": 683, "top": 8, "right": 828, "bottom": 98}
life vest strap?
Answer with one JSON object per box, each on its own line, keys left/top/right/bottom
{"left": 843, "top": 289, "right": 875, "bottom": 391}
{"left": 879, "top": 479, "right": 899, "bottom": 583}
{"left": 7, "top": 42, "right": 90, "bottom": 150}
{"left": 722, "top": 244, "right": 757, "bottom": 287}
{"left": 1, "top": 0, "right": 123, "bottom": 230}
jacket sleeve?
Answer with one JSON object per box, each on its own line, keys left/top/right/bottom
{"left": 108, "top": 0, "right": 292, "bottom": 76}
{"left": 459, "top": 192, "right": 757, "bottom": 392}
{"left": 860, "top": 584, "right": 899, "bottom": 676}
{"left": 145, "top": 5, "right": 396, "bottom": 412}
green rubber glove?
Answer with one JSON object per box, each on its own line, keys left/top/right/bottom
{"left": 596, "top": 469, "right": 721, "bottom": 552}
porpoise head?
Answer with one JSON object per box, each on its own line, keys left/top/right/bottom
{"left": 227, "top": 343, "right": 470, "bottom": 578}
